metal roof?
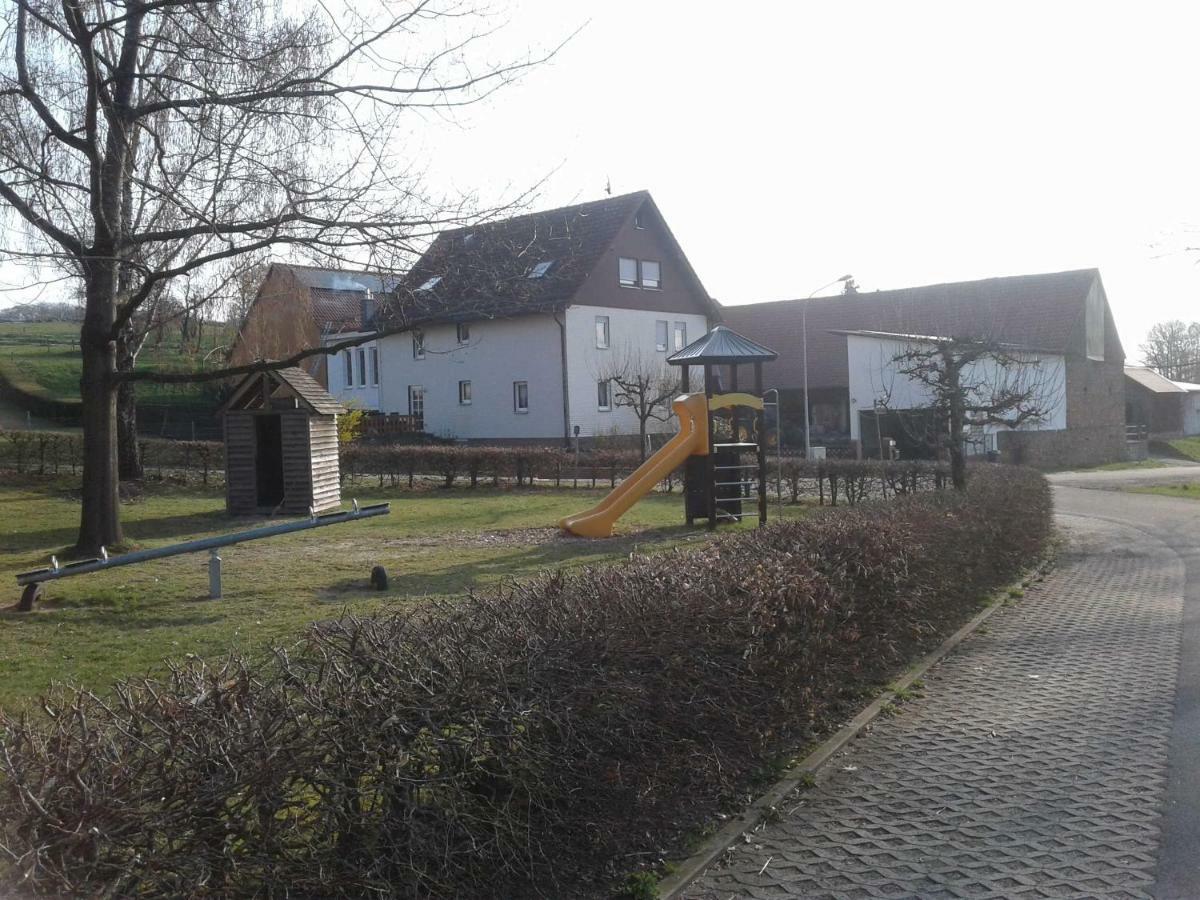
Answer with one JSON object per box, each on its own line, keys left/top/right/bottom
{"left": 1124, "top": 366, "right": 1187, "bottom": 394}
{"left": 667, "top": 325, "right": 778, "bottom": 365}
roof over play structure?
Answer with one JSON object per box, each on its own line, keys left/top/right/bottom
{"left": 221, "top": 367, "right": 346, "bottom": 416}
{"left": 668, "top": 325, "right": 778, "bottom": 365}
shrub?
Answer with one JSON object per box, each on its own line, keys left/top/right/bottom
{"left": 0, "top": 466, "right": 1051, "bottom": 898}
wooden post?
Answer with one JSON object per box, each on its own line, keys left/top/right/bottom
{"left": 756, "top": 361, "right": 767, "bottom": 526}
{"left": 680, "top": 365, "right": 690, "bottom": 393}
{"left": 729, "top": 364, "right": 740, "bottom": 443}
{"left": 705, "top": 363, "right": 717, "bottom": 531}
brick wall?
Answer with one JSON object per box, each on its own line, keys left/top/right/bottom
{"left": 997, "top": 355, "right": 1127, "bottom": 468}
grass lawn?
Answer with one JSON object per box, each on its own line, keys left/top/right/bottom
{"left": 0, "top": 320, "right": 231, "bottom": 415}
{"left": 1073, "top": 459, "right": 1171, "bottom": 472}
{"left": 1128, "top": 483, "right": 1200, "bottom": 500}
{"left": 0, "top": 476, "right": 807, "bottom": 711}
{"left": 1162, "top": 436, "right": 1200, "bottom": 462}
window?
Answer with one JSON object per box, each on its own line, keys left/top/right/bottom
{"left": 655, "top": 320, "right": 669, "bottom": 352}
{"left": 527, "top": 260, "right": 554, "bottom": 279}
{"left": 357, "top": 348, "right": 367, "bottom": 386}
{"left": 634, "top": 210, "right": 645, "bottom": 229}
{"left": 369, "top": 346, "right": 379, "bottom": 386}
{"left": 343, "top": 350, "right": 353, "bottom": 387}
{"left": 416, "top": 276, "right": 441, "bottom": 291}
{"left": 597, "top": 379, "right": 611, "bottom": 411}
{"left": 458, "top": 380, "right": 472, "bottom": 405}
{"left": 673, "top": 321, "right": 687, "bottom": 351}
{"left": 457, "top": 322, "right": 470, "bottom": 344}
{"left": 513, "top": 381, "right": 529, "bottom": 413}
{"left": 412, "top": 331, "right": 425, "bottom": 360}
{"left": 618, "top": 256, "right": 638, "bottom": 286}
{"left": 595, "top": 315, "right": 610, "bottom": 349}
{"left": 640, "top": 260, "right": 661, "bottom": 290}
{"left": 408, "top": 385, "right": 424, "bottom": 420}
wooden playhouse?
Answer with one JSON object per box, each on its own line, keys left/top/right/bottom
{"left": 221, "top": 367, "right": 344, "bottom": 515}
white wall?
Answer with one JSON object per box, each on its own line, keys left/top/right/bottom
{"left": 564, "top": 304, "right": 709, "bottom": 438}
{"left": 377, "top": 314, "right": 564, "bottom": 440}
{"left": 846, "top": 333, "right": 1067, "bottom": 440}
{"left": 325, "top": 333, "right": 381, "bottom": 411}
{"left": 1183, "top": 390, "right": 1200, "bottom": 436}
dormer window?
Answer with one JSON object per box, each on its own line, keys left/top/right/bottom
{"left": 527, "top": 260, "right": 555, "bottom": 279}
{"left": 416, "top": 276, "right": 441, "bottom": 292}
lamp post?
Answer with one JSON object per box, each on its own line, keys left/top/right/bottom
{"left": 802, "top": 274, "right": 854, "bottom": 458}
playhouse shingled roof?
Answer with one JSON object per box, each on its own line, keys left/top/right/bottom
{"left": 222, "top": 367, "right": 346, "bottom": 416}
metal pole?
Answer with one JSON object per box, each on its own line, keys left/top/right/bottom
{"left": 208, "top": 550, "right": 222, "bottom": 599}
{"left": 802, "top": 300, "right": 811, "bottom": 459}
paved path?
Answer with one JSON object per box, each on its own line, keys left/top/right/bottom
{"left": 685, "top": 473, "right": 1200, "bottom": 899}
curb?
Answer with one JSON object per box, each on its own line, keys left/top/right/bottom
{"left": 657, "top": 557, "right": 1055, "bottom": 899}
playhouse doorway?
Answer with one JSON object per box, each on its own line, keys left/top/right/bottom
{"left": 255, "top": 414, "right": 285, "bottom": 508}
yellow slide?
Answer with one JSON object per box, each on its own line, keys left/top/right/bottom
{"left": 559, "top": 393, "right": 709, "bottom": 538}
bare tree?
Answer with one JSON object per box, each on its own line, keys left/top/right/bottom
{"left": 1, "top": 0, "right": 553, "bottom": 552}
{"left": 596, "top": 347, "right": 680, "bottom": 461}
{"left": 882, "top": 336, "right": 1059, "bottom": 490}
{"left": 1140, "top": 320, "right": 1200, "bottom": 382}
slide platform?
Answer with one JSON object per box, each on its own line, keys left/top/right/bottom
{"left": 558, "top": 392, "right": 709, "bottom": 538}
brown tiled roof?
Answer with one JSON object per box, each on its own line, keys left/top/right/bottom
{"left": 309, "top": 288, "right": 367, "bottom": 332}
{"left": 384, "top": 192, "right": 652, "bottom": 326}
{"left": 722, "top": 269, "right": 1116, "bottom": 390}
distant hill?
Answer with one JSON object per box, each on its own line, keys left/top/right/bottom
{"left": 0, "top": 321, "right": 235, "bottom": 439}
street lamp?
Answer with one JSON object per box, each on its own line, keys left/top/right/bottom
{"left": 802, "top": 274, "right": 854, "bottom": 458}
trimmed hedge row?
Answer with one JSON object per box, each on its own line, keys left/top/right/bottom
{"left": 0, "top": 430, "right": 223, "bottom": 483}
{"left": 0, "top": 465, "right": 1052, "bottom": 898}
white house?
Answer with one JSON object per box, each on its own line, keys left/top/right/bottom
{"left": 374, "top": 191, "right": 716, "bottom": 443}
{"left": 843, "top": 330, "right": 1067, "bottom": 457}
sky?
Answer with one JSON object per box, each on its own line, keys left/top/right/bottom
{"left": 414, "top": 0, "right": 1200, "bottom": 365}
{"left": 5, "top": 1, "right": 1199, "bottom": 364}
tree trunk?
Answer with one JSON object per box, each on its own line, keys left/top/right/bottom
{"left": 638, "top": 419, "right": 648, "bottom": 462}
{"left": 116, "top": 329, "right": 143, "bottom": 480}
{"left": 78, "top": 335, "right": 123, "bottom": 554}
{"left": 946, "top": 356, "right": 968, "bottom": 491}
{"left": 117, "top": 378, "right": 142, "bottom": 480}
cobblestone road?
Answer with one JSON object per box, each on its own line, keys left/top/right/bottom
{"left": 685, "top": 516, "right": 1185, "bottom": 899}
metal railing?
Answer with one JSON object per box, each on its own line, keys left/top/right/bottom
{"left": 15, "top": 500, "right": 390, "bottom": 610}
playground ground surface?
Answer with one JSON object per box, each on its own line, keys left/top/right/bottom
{"left": 0, "top": 474, "right": 809, "bottom": 711}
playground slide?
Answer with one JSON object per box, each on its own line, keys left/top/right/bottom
{"left": 558, "top": 392, "right": 709, "bottom": 538}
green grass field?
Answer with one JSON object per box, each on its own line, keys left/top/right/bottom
{"left": 0, "top": 320, "right": 232, "bottom": 415}
{"left": 1128, "top": 483, "right": 1200, "bottom": 500}
{"left": 0, "top": 478, "right": 807, "bottom": 711}
{"left": 1163, "top": 436, "right": 1200, "bottom": 462}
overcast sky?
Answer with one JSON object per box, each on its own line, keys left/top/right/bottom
{"left": 420, "top": 0, "right": 1200, "bottom": 364}
{"left": 5, "top": 1, "right": 1198, "bottom": 364}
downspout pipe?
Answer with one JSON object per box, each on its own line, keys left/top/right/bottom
{"left": 554, "top": 308, "right": 571, "bottom": 448}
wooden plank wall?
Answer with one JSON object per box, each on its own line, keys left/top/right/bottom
{"left": 280, "top": 412, "right": 314, "bottom": 515}
{"left": 225, "top": 413, "right": 258, "bottom": 515}
{"left": 309, "top": 416, "right": 342, "bottom": 512}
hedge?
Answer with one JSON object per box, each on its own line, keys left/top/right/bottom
{"left": 0, "top": 431, "right": 224, "bottom": 484}
{"left": 0, "top": 465, "right": 1051, "bottom": 898}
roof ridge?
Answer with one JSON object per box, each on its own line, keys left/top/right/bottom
{"left": 438, "top": 191, "right": 650, "bottom": 237}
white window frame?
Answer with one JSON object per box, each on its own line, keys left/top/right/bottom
{"left": 408, "top": 385, "right": 424, "bottom": 419}
{"left": 618, "top": 256, "right": 638, "bottom": 287}
{"left": 595, "top": 315, "right": 610, "bottom": 350}
{"left": 412, "top": 331, "right": 425, "bottom": 360}
{"left": 456, "top": 322, "right": 470, "bottom": 344}
{"left": 513, "top": 380, "right": 529, "bottom": 414}
{"left": 343, "top": 350, "right": 353, "bottom": 388}
{"left": 597, "top": 379, "right": 611, "bottom": 411}
{"left": 655, "top": 320, "right": 669, "bottom": 352}
{"left": 458, "top": 379, "right": 472, "bottom": 405}
{"left": 673, "top": 321, "right": 687, "bottom": 352}
{"left": 640, "top": 259, "right": 661, "bottom": 290}
{"left": 369, "top": 346, "right": 379, "bottom": 386}
{"left": 357, "top": 348, "right": 367, "bottom": 387}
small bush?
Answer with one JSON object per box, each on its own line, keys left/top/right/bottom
{"left": 0, "top": 466, "right": 1051, "bottom": 898}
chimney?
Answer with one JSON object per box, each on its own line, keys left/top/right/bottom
{"left": 361, "top": 289, "right": 376, "bottom": 330}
